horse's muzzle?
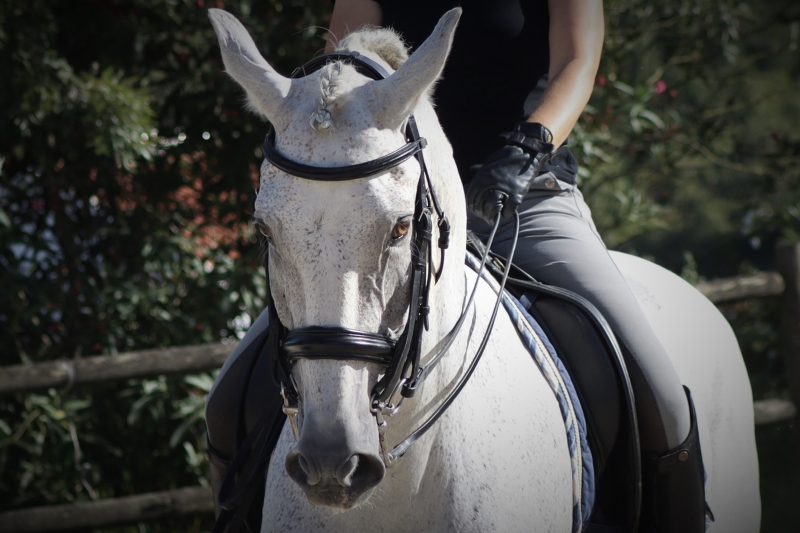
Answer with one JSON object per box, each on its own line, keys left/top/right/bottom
{"left": 285, "top": 448, "right": 385, "bottom": 509}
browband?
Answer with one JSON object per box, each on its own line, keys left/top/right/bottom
{"left": 291, "top": 51, "right": 392, "bottom": 80}
{"left": 262, "top": 129, "right": 427, "bottom": 181}
{"left": 263, "top": 50, "right": 427, "bottom": 182}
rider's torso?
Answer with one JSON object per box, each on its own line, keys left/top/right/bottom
{"left": 378, "top": 0, "right": 551, "bottom": 180}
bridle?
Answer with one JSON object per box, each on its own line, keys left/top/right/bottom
{"left": 262, "top": 51, "right": 518, "bottom": 464}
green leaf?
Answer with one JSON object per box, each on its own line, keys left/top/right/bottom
{"left": 184, "top": 373, "right": 216, "bottom": 393}
{"left": 612, "top": 80, "right": 635, "bottom": 96}
{"left": 638, "top": 109, "right": 666, "bottom": 130}
{"left": 169, "top": 411, "right": 202, "bottom": 449}
{"left": 63, "top": 400, "right": 91, "bottom": 412}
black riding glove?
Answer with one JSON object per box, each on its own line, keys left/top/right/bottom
{"left": 466, "top": 122, "right": 555, "bottom": 224}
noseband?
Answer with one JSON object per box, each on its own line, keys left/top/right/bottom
{"left": 262, "top": 51, "right": 514, "bottom": 463}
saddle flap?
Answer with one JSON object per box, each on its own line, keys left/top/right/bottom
{"left": 521, "top": 293, "right": 621, "bottom": 477}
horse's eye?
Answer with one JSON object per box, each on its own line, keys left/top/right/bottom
{"left": 392, "top": 219, "right": 411, "bottom": 240}
{"left": 256, "top": 221, "right": 272, "bottom": 239}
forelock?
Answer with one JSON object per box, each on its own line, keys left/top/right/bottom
{"left": 336, "top": 26, "right": 409, "bottom": 70}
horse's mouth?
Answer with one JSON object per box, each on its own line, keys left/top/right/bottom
{"left": 302, "top": 481, "right": 377, "bottom": 509}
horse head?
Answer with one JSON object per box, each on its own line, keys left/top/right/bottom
{"left": 209, "top": 8, "right": 464, "bottom": 510}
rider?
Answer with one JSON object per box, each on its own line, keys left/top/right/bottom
{"left": 206, "top": 1, "right": 708, "bottom": 532}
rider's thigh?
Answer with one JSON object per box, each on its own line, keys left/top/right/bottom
{"left": 469, "top": 179, "right": 691, "bottom": 452}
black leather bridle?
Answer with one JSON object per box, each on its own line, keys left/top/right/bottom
{"left": 261, "top": 51, "right": 515, "bottom": 463}
{"left": 265, "top": 51, "right": 446, "bottom": 409}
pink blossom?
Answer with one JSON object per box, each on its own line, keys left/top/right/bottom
{"left": 654, "top": 80, "right": 667, "bottom": 94}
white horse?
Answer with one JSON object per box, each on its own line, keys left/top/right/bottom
{"left": 209, "top": 8, "right": 760, "bottom": 532}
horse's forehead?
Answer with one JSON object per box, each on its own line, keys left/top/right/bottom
{"left": 255, "top": 65, "right": 418, "bottom": 243}
{"left": 275, "top": 70, "right": 399, "bottom": 162}
{"left": 256, "top": 164, "right": 418, "bottom": 224}
{"left": 276, "top": 124, "right": 400, "bottom": 168}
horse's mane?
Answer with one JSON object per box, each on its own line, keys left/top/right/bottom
{"left": 309, "top": 27, "right": 409, "bottom": 130}
{"left": 337, "top": 26, "right": 409, "bottom": 70}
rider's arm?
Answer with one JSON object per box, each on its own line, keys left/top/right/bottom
{"left": 326, "top": 0, "right": 383, "bottom": 52}
{"left": 527, "top": 0, "right": 604, "bottom": 149}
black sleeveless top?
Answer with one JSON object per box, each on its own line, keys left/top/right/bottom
{"left": 378, "top": 0, "right": 551, "bottom": 179}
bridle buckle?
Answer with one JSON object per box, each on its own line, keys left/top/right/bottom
{"left": 280, "top": 378, "right": 301, "bottom": 442}
{"left": 370, "top": 377, "right": 408, "bottom": 466}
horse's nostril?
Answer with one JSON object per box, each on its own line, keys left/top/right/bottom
{"left": 336, "top": 454, "right": 359, "bottom": 487}
{"left": 286, "top": 450, "right": 321, "bottom": 486}
{"left": 298, "top": 455, "right": 316, "bottom": 483}
{"left": 337, "top": 453, "right": 385, "bottom": 491}
{"left": 287, "top": 449, "right": 384, "bottom": 494}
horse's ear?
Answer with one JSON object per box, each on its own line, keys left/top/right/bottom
{"left": 208, "top": 9, "right": 290, "bottom": 123}
{"left": 371, "top": 8, "right": 461, "bottom": 127}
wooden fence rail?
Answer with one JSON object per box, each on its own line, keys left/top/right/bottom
{"left": 0, "top": 343, "right": 236, "bottom": 396}
{"left": 694, "top": 271, "right": 785, "bottom": 304}
{"left": 0, "top": 486, "right": 213, "bottom": 533}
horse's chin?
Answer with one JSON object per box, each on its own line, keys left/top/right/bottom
{"left": 302, "top": 483, "right": 377, "bottom": 510}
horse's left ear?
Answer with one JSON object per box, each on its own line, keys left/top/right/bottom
{"left": 371, "top": 8, "right": 461, "bottom": 127}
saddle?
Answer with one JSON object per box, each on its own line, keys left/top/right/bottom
{"left": 205, "top": 235, "right": 641, "bottom": 533}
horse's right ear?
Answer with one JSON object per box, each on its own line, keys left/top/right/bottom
{"left": 208, "top": 9, "right": 290, "bottom": 123}
{"left": 370, "top": 8, "right": 461, "bottom": 128}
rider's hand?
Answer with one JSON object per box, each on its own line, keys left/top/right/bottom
{"left": 466, "top": 122, "right": 554, "bottom": 224}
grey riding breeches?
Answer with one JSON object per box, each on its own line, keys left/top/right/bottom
{"left": 467, "top": 172, "right": 691, "bottom": 452}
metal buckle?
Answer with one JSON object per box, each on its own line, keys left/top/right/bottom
{"left": 280, "top": 377, "right": 301, "bottom": 442}
{"left": 369, "top": 377, "right": 408, "bottom": 466}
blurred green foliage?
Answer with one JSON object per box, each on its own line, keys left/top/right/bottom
{"left": 0, "top": 0, "right": 798, "bottom": 531}
{"left": 578, "top": 0, "right": 800, "bottom": 274}
{"left": 0, "top": 0, "right": 329, "bottom": 529}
